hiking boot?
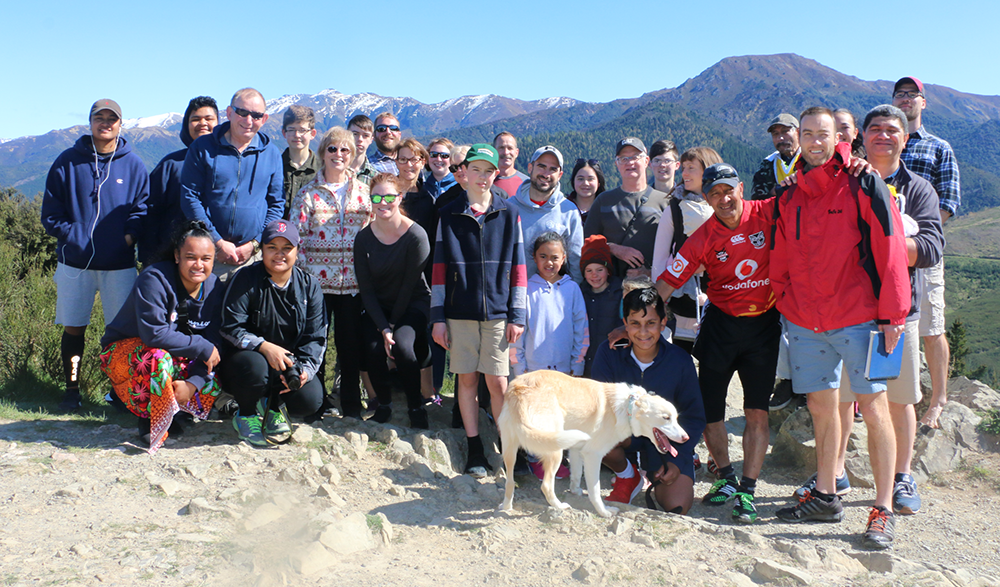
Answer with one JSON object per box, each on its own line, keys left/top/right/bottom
{"left": 232, "top": 412, "right": 267, "bottom": 447}
{"left": 371, "top": 404, "right": 392, "bottom": 424}
{"left": 776, "top": 493, "right": 844, "bottom": 523}
{"left": 464, "top": 453, "right": 492, "bottom": 479}
{"left": 58, "top": 389, "right": 82, "bottom": 412}
{"left": 892, "top": 473, "right": 921, "bottom": 515}
{"left": 794, "top": 471, "right": 852, "bottom": 499}
{"left": 256, "top": 399, "right": 290, "bottom": 435}
{"left": 606, "top": 472, "right": 643, "bottom": 505}
{"left": 769, "top": 379, "right": 793, "bottom": 411}
{"left": 732, "top": 492, "right": 758, "bottom": 524}
{"left": 408, "top": 407, "right": 429, "bottom": 430}
{"left": 861, "top": 506, "right": 895, "bottom": 550}
{"left": 703, "top": 478, "right": 740, "bottom": 506}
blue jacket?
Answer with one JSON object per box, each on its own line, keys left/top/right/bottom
{"left": 180, "top": 122, "right": 284, "bottom": 245}
{"left": 101, "top": 261, "right": 223, "bottom": 390}
{"left": 507, "top": 182, "right": 585, "bottom": 284}
{"left": 513, "top": 274, "right": 589, "bottom": 377}
{"left": 590, "top": 340, "right": 706, "bottom": 479}
{"left": 41, "top": 135, "right": 148, "bottom": 271}
{"left": 430, "top": 192, "right": 527, "bottom": 325}
{"left": 424, "top": 172, "right": 457, "bottom": 200}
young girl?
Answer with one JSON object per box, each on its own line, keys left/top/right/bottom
{"left": 579, "top": 235, "right": 623, "bottom": 378}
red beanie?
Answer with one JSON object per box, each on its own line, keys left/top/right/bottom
{"left": 580, "top": 235, "right": 613, "bottom": 272}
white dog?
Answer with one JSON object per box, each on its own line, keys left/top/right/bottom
{"left": 497, "top": 370, "right": 689, "bottom": 517}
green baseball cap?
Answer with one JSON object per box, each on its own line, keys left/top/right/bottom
{"left": 465, "top": 143, "right": 499, "bottom": 170}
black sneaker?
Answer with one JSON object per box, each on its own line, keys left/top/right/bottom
{"left": 408, "top": 407, "right": 429, "bottom": 430}
{"left": 371, "top": 405, "right": 392, "bottom": 424}
{"left": 776, "top": 493, "right": 844, "bottom": 523}
{"left": 58, "top": 389, "right": 82, "bottom": 412}
{"left": 861, "top": 506, "right": 895, "bottom": 550}
{"left": 769, "top": 379, "right": 793, "bottom": 411}
{"left": 464, "top": 453, "right": 493, "bottom": 479}
{"left": 703, "top": 478, "right": 740, "bottom": 506}
{"left": 138, "top": 418, "right": 152, "bottom": 446}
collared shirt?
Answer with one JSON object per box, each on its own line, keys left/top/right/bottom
{"left": 901, "top": 126, "right": 960, "bottom": 216}
{"left": 352, "top": 156, "right": 377, "bottom": 186}
{"left": 369, "top": 149, "right": 398, "bottom": 175}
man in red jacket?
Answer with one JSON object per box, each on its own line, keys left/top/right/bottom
{"left": 771, "top": 107, "right": 910, "bottom": 550}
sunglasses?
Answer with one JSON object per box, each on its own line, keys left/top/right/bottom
{"left": 375, "top": 124, "right": 400, "bottom": 133}
{"left": 371, "top": 193, "right": 399, "bottom": 204}
{"left": 429, "top": 152, "right": 451, "bottom": 159}
{"left": 231, "top": 106, "right": 265, "bottom": 120}
{"left": 575, "top": 158, "right": 600, "bottom": 167}
{"left": 326, "top": 146, "right": 352, "bottom": 154}
{"left": 449, "top": 164, "right": 460, "bottom": 173}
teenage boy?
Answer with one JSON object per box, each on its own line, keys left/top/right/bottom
{"left": 591, "top": 287, "right": 705, "bottom": 514}
{"left": 41, "top": 99, "right": 149, "bottom": 410}
{"left": 281, "top": 105, "right": 320, "bottom": 218}
{"left": 347, "top": 114, "right": 377, "bottom": 186}
{"left": 431, "top": 143, "right": 527, "bottom": 478}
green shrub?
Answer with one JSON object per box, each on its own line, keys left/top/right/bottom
{"left": 978, "top": 409, "right": 1000, "bottom": 436}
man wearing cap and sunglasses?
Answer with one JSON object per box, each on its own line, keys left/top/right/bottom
{"left": 891, "top": 76, "right": 960, "bottom": 433}
{"left": 655, "top": 163, "right": 781, "bottom": 525}
{"left": 181, "top": 88, "right": 283, "bottom": 279}
{"left": 369, "top": 112, "right": 402, "bottom": 175}
{"left": 584, "top": 137, "right": 669, "bottom": 277}
{"left": 750, "top": 113, "right": 801, "bottom": 201}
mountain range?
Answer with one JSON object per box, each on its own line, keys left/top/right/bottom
{"left": 3, "top": 53, "right": 999, "bottom": 213}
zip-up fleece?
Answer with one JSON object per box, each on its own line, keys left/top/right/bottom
{"left": 219, "top": 262, "right": 327, "bottom": 380}
{"left": 508, "top": 182, "right": 584, "bottom": 284}
{"left": 770, "top": 142, "right": 911, "bottom": 331}
{"left": 512, "top": 274, "right": 589, "bottom": 377}
{"left": 430, "top": 191, "right": 527, "bottom": 325}
{"left": 101, "top": 261, "right": 223, "bottom": 390}
{"left": 180, "top": 122, "right": 284, "bottom": 245}
{"left": 41, "top": 135, "right": 148, "bottom": 271}
{"left": 590, "top": 340, "right": 706, "bottom": 479}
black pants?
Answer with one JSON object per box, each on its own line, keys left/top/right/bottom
{"left": 362, "top": 306, "right": 430, "bottom": 411}
{"left": 220, "top": 350, "right": 324, "bottom": 418}
{"left": 321, "top": 293, "right": 364, "bottom": 416}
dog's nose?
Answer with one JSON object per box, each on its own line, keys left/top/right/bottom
{"left": 680, "top": 435, "right": 689, "bottom": 443}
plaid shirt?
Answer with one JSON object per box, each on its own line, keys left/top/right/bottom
{"left": 352, "top": 156, "right": 377, "bottom": 187}
{"left": 901, "top": 127, "right": 960, "bottom": 215}
{"left": 369, "top": 149, "right": 398, "bottom": 175}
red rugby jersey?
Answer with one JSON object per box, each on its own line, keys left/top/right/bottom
{"left": 657, "top": 198, "right": 776, "bottom": 317}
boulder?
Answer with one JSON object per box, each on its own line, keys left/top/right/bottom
{"left": 414, "top": 434, "right": 455, "bottom": 475}
{"left": 912, "top": 402, "right": 989, "bottom": 482}
{"left": 572, "top": 558, "right": 605, "bottom": 584}
{"left": 770, "top": 407, "right": 816, "bottom": 470}
{"left": 289, "top": 541, "right": 337, "bottom": 575}
{"left": 751, "top": 558, "right": 813, "bottom": 586}
{"left": 319, "top": 512, "right": 373, "bottom": 555}
{"left": 948, "top": 377, "right": 1000, "bottom": 412}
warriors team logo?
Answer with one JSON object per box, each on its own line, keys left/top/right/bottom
{"left": 715, "top": 248, "right": 729, "bottom": 263}
{"left": 749, "top": 230, "right": 766, "bottom": 249}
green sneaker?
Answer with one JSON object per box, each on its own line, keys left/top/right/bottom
{"left": 256, "top": 399, "right": 291, "bottom": 435}
{"left": 732, "top": 492, "right": 757, "bottom": 524}
{"left": 702, "top": 478, "right": 739, "bottom": 506}
{"left": 232, "top": 412, "right": 267, "bottom": 446}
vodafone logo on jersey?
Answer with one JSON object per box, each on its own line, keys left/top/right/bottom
{"left": 735, "top": 259, "right": 758, "bottom": 280}
{"left": 667, "top": 254, "right": 689, "bottom": 278}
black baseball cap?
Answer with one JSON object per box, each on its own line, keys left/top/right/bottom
{"left": 615, "top": 137, "right": 647, "bottom": 156}
{"left": 702, "top": 163, "right": 740, "bottom": 195}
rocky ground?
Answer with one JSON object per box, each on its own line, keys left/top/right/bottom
{"left": 2, "top": 376, "right": 999, "bottom": 587}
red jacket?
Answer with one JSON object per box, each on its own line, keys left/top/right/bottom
{"left": 770, "top": 143, "right": 910, "bottom": 331}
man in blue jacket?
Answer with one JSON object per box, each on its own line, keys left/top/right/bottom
{"left": 591, "top": 287, "right": 706, "bottom": 514}
{"left": 180, "top": 88, "right": 283, "bottom": 278}
{"left": 41, "top": 98, "right": 149, "bottom": 411}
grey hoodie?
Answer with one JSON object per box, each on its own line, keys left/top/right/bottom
{"left": 507, "top": 181, "right": 584, "bottom": 284}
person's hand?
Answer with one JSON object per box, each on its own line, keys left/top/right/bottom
{"left": 847, "top": 156, "right": 876, "bottom": 178}
{"left": 382, "top": 328, "right": 395, "bottom": 357}
{"left": 216, "top": 239, "right": 239, "bottom": 265}
{"left": 879, "top": 323, "right": 905, "bottom": 355}
{"left": 432, "top": 322, "right": 450, "bottom": 350}
{"left": 173, "top": 380, "right": 196, "bottom": 405}
{"left": 652, "top": 462, "right": 681, "bottom": 486}
{"left": 258, "top": 341, "right": 294, "bottom": 372}
{"left": 607, "top": 325, "right": 628, "bottom": 348}
{"left": 205, "top": 346, "right": 221, "bottom": 373}
{"left": 506, "top": 323, "right": 524, "bottom": 344}
{"left": 920, "top": 403, "right": 946, "bottom": 429}
{"left": 778, "top": 173, "right": 798, "bottom": 188}
{"left": 608, "top": 242, "right": 644, "bottom": 268}
{"left": 235, "top": 241, "right": 255, "bottom": 264}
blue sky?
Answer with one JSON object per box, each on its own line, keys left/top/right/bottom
{"left": 3, "top": 0, "right": 998, "bottom": 139}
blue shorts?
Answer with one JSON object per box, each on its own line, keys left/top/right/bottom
{"left": 786, "top": 320, "right": 887, "bottom": 396}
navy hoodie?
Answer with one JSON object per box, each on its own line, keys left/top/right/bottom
{"left": 179, "top": 122, "right": 284, "bottom": 246}
{"left": 41, "top": 135, "right": 149, "bottom": 270}
{"left": 101, "top": 261, "right": 223, "bottom": 390}
{"left": 139, "top": 104, "right": 209, "bottom": 264}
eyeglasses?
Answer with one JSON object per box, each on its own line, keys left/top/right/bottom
{"left": 326, "top": 146, "right": 352, "bottom": 155}
{"left": 449, "top": 164, "right": 461, "bottom": 173}
{"left": 893, "top": 91, "right": 923, "bottom": 100}
{"left": 651, "top": 157, "right": 678, "bottom": 166}
{"left": 429, "top": 152, "right": 451, "bottom": 160}
{"left": 371, "top": 194, "right": 398, "bottom": 204}
{"left": 231, "top": 106, "right": 265, "bottom": 120}
{"left": 397, "top": 155, "right": 423, "bottom": 165}
{"left": 375, "top": 124, "right": 400, "bottom": 133}
{"left": 615, "top": 155, "right": 645, "bottom": 164}
{"left": 284, "top": 127, "right": 313, "bottom": 136}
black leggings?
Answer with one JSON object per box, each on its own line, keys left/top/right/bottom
{"left": 321, "top": 293, "right": 365, "bottom": 415}
{"left": 362, "top": 306, "right": 430, "bottom": 411}
{"left": 221, "top": 350, "right": 324, "bottom": 417}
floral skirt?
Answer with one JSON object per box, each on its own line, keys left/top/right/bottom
{"left": 99, "top": 338, "right": 220, "bottom": 454}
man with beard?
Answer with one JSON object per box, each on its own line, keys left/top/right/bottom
{"left": 506, "top": 146, "right": 584, "bottom": 283}
{"left": 750, "top": 114, "right": 800, "bottom": 200}
{"left": 369, "top": 112, "right": 401, "bottom": 174}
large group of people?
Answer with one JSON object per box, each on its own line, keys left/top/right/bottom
{"left": 41, "top": 76, "right": 960, "bottom": 551}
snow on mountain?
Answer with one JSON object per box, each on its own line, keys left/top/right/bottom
{"left": 122, "top": 112, "right": 183, "bottom": 130}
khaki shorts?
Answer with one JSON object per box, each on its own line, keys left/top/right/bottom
{"left": 918, "top": 259, "right": 945, "bottom": 337}
{"left": 840, "top": 320, "right": 921, "bottom": 405}
{"left": 447, "top": 318, "right": 509, "bottom": 376}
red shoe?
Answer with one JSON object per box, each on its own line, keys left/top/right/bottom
{"left": 606, "top": 472, "right": 644, "bottom": 505}
{"left": 529, "top": 460, "right": 571, "bottom": 479}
